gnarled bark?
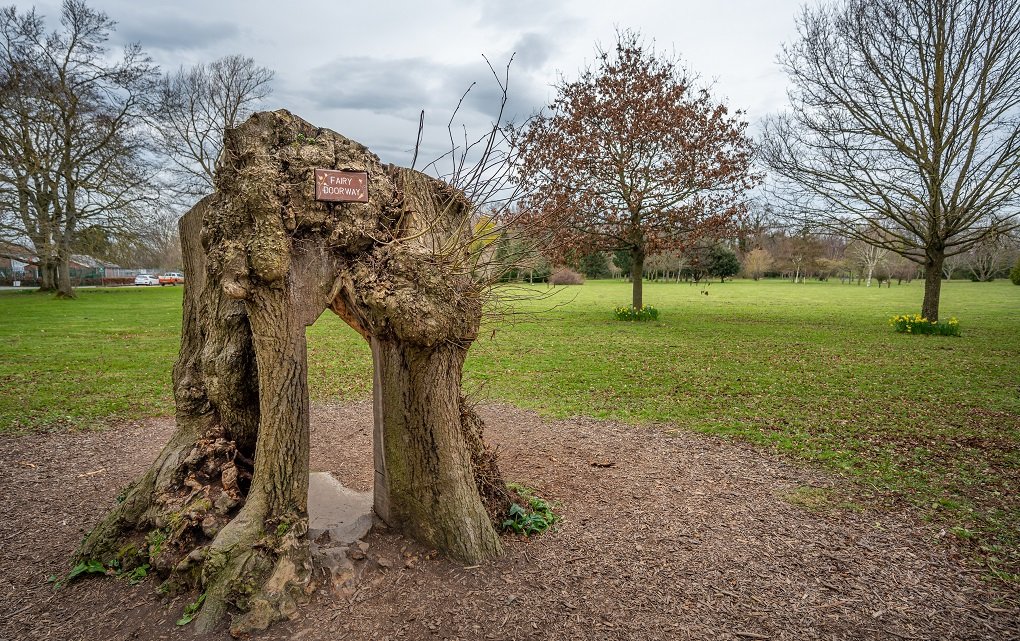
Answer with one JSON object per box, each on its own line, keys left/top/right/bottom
{"left": 78, "top": 197, "right": 259, "bottom": 568}
{"left": 78, "top": 110, "right": 508, "bottom": 634}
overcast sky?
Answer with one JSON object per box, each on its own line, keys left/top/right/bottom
{"left": 29, "top": 0, "right": 806, "bottom": 166}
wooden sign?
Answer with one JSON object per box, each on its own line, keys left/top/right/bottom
{"left": 314, "top": 169, "right": 369, "bottom": 203}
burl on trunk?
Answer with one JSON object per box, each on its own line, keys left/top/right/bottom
{"left": 76, "top": 110, "right": 508, "bottom": 635}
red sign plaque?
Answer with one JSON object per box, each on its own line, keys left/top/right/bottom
{"left": 314, "top": 169, "right": 369, "bottom": 203}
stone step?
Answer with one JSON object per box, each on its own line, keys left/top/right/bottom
{"left": 307, "top": 471, "right": 373, "bottom": 544}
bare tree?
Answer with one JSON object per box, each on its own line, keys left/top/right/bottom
{"left": 0, "top": 30, "right": 62, "bottom": 289}
{"left": 775, "top": 229, "right": 824, "bottom": 283}
{"left": 743, "top": 248, "right": 773, "bottom": 281}
{"left": 516, "top": 30, "right": 759, "bottom": 309}
{"left": 942, "top": 252, "right": 965, "bottom": 280}
{"left": 0, "top": 1, "right": 158, "bottom": 297}
{"left": 761, "top": 0, "right": 1020, "bottom": 320}
{"left": 645, "top": 252, "right": 676, "bottom": 281}
{"left": 736, "top": 200, "right": 781, "bottom": 254}
{"left": 888, "top": 252, "right": 919, "bottom": 284}
{"left": 151, "top": 55, "right": 274, "bottom": 201}
{"left": 847, "top": 239, "right": 890, "bottom": 287}
{"left": 965, "top": 234, "right": 1011, "bottom": 280}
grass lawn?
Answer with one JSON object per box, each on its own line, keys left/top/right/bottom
{"left": 1, "top": 279, "right": 1018, "bottom": 577}
{"left": 0, "top": 287, "right": 181, "bottom": 428}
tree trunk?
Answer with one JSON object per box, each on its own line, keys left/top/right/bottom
{"left": 38, "top": 258, "right": 57, "bottom": 291}
{"left": 865, "top": 264, "right": 874, "bottom": 287}
{"left": 192, "top": 277, "right": 320, "bottom": 634}
{"left": 630, "top": 248, "right": 645, "bottom": 308}
{"left": 922, "top": 249, "right": 945, "bottom": 321}
{"left": 55, "top": 246, "right": 75, "bottom": 299}
{"left": 77, "top": 197, "right": 264, "bottom": 629}
{"left": 374, "top": 338, "right": 503, "bottom": 563}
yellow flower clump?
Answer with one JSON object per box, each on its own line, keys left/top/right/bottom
{"left": 889, "top": 313, "right": 960, "bottom": 336}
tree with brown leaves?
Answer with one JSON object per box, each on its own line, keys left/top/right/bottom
{"left": 515, "top": 31, "right": 758, "bottom": 309}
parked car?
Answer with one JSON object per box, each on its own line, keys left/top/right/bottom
{"left": 159, "top": 272, "right": 185, "bottom": 286}
{"left": 134, "top": 273, "right": 159, "bottom": 286}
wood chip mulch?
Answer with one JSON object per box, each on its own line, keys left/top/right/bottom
{"left": 1, "top": 401, "right": 1017, "bottom": 641}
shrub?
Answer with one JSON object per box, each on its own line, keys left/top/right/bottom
{"left": 707, "top": 245, "right": 740, "bottom": 282}
{"left": 614, "top": 304, "right": 659, "bottom": 321}
{"left": 1010, "top": 258, "right": 1020, "bottom": 285}
{"left": 501, "top": 483, "right": 558, "bottom": 537}
{"left": 101, "top": 277, "right": 136, "bottom": 287}
{"left": 889, "top": 314, "right": 961, "bottom": 336}
{"left": 548, "top": 267, "right": 584, "bottom": 285}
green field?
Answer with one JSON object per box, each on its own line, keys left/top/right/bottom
{"left": 1, "top": 279, "right": 1018, "bottom": 577}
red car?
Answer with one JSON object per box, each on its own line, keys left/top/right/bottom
{"left": 159, "top": 272, "right": 185, "bottom": 286}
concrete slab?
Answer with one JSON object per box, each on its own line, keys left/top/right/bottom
{"left": 307, "top": 472, "right": 373, "bottom": 544}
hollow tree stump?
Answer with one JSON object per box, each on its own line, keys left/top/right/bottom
{"left": 77, "top": 110, "right": 508, "bottom": 636}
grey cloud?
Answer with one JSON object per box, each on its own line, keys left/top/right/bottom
{"left": 27, "top": 1, "right": 240, "bottom": 53}
{"left": 300, "top": 57, "right": 440, "bottom": 114}
{"left": 439, "top": 56, "right": 550, "bottom": 123}
{"left": 511, "top": 32, "right": 557, "bottom": 71}
{"left": 453, "top": 73, "right": 546, "bottom": 123}
{"left": 296, "top": 53, "right": 548, "bottom": 125}
{"left": 284, "top": 52, "right": 549, "bottom": 165}
{"left": 476, "top": 0, "right": 567, "bottom": 29}
{"left": 113, "top": 15, "right": 241, "bottom": 51}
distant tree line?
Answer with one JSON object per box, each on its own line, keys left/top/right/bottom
{"left": 493, "top": 214, "right": 1019, "bottom": 287}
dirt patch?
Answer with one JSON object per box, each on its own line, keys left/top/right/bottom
{"left": 1, "top": 403, "right": 1017, "bottom": 640}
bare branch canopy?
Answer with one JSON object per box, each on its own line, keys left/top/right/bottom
{"left": 761, "top": 0, "right": 1020, "bottom": 319}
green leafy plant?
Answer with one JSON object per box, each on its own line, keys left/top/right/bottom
{"left": 128, "top": 564, "right": 150, "bottom": 585}
{"left": 146, "top": 529, "right": 167, "bottom": 557}
{"left": 55, "top": 557, "right": 153, "bottom": 589}
{"left": 889, "top": 314, "right": 961, "bottom": 336}
{"left": 614, "top": 304, "right": 659, "bottom": 321}
{"left": 176, "top": 592, "right": 206, "bottom": 626}
{"left": 67, "top": 559, "right": 109, "bottom": 581}
{"left": 1010, "top": 257, "right": 1020, "bottom": 285}
{"left": 502, "top": 483, "right": 558, "bottom": 536}
{"left": 52, "top": 558, "right": 113, "bottom": 588}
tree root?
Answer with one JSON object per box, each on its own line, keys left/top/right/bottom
{"left": 76, "top": 421, "right": 209, "bottom": 567}
{"left": 77, "top": 420, "right": 314, "bottom": 635}
{"left": 81, "top": 404, "right": 502, "bottom": 635}
{"left": 73, "top": 422, "right": 314, "bottom": 635}
{"left": 184, "top": 505, "right": 313, "bottom": 636}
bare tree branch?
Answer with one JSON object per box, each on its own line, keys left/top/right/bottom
{"left": 149, "top": 54, "right": 274, "bottom": 202}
